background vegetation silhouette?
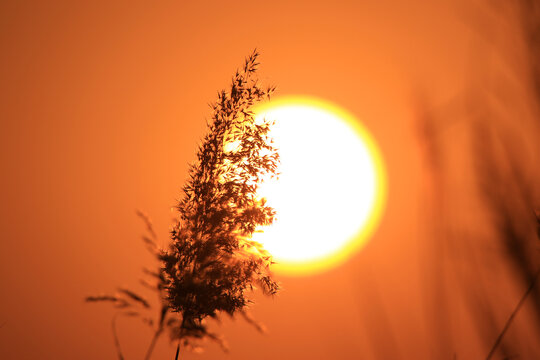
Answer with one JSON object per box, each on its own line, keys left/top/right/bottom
{"left": 417, "top": 1, "right": 540, "bottom": 358}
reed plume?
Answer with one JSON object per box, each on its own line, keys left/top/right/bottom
{"left": 87, "top": 50, "right": 280, "bottom": 359}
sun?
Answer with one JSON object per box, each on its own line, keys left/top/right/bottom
{"left": 251, "top": 96, "right": 387, "bottom": 276}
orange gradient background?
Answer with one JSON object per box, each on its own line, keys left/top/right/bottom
{"left": 1, "top": 1, "right": 539, "bottom": 359}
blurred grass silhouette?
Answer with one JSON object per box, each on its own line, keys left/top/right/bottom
{"left": 416, "top": 1, "right": 540, "bottom": 358}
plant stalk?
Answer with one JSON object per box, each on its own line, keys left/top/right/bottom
{"left": 485, "top": 267, "right": 540, "bottom": 360}
{"left": 144, "top": 326, "right": 163, "bottom": 360}
{"left": 111, "top": 314, "right": 124, "bottom": 360}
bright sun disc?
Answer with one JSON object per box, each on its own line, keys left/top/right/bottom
{"left": 252, "top": 96, "right": 387, "bottom": 276}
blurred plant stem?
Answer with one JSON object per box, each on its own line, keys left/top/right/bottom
{"left": 112, "top": 314, "right": 124, "bottom": 360}
{"left": 486, "top": 268, "right": 540, "bottom": 360}
{"left": 144, "top": 319, "right": 164, "bottom": 360}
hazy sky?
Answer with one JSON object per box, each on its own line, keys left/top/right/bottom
{"left": 1, "top": 1, "right": 538, "bottom": 359}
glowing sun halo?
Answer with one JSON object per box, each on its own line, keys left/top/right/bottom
{"left": 252, "top": 97, "right": 387, "bottom": 276}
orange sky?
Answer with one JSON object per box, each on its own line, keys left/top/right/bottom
{"left": 1, "top": 1, "right": 539, "bottom": 359}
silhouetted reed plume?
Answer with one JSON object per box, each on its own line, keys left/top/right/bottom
{"left": 87, "top": 50, "right": 280, "bottom": 359}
